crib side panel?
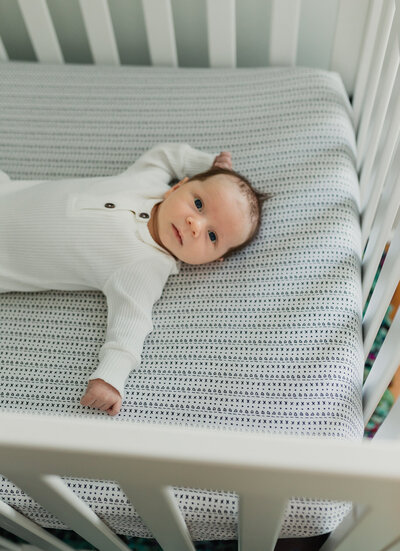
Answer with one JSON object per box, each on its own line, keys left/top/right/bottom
{"left": 358, "top": 30, "right": 399, "bottom": 228}
{"left": 355, "top": 0, "right": 400, "bottom": 186}
{"left": 355, "top": 0, "right": 396, "bottom": 171}
{"left": 0, "top": 0, "right": 371, "bottom": 95}
{"left": 1, "top": 413, "right": 400, "bottom": 551}
{"left": 355, "top": 0, "right": 400, "bottom": 400}
{"left": 360, "top": 61, "right": 400, "bottom": 254}
{"left": 361, "top": 122, "right": 400, "bottom": 307}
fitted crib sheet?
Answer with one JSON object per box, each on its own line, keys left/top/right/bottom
{"left": 0, "top": 61, "right": 363, "bottom": 540}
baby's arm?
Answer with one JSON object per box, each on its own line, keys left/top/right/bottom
{"left": 80, "top": 254, "right": 173, "bottom": 416}
{"left": 122, "top": 143, "right": 230, "bottom": 183}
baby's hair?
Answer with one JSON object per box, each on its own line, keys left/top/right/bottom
{"left": 187, "top": 167, "right": 273, "bottom": 259}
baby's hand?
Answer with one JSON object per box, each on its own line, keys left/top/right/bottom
{"left": 213, "top": 151, "right": 232, "bottom": 170}
{"left": 80, "top": 379, "right": 122, "bottom": 416}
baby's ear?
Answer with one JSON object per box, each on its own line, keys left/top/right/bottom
{"left": 164, "top": 182, "right": 179, "bottom": 198}
{"left": 164, "top": 177, "right": 189, "bottom": 198}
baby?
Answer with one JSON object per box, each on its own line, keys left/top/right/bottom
{"left": 0, "top": 143, "right": 269, "bottom": 416}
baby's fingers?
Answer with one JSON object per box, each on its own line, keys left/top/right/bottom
{"left": 213, "top": 151, "right": 232, "bottom": 169}
{"left": 107, "top": 399, "right": 122, "bottom": 416}
{"left": 80, "top": 393, "right": 94, "bottom": 407}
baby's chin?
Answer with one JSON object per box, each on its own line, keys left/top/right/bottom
{"left": 176, "top": 253, "right": 224, "bottom": 265}
{"left": 159, "top": 239, "right": 224, "bottom": 265}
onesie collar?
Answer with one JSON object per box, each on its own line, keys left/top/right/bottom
{"left": 135, "top": 197, "right": 181, "bottom": 272}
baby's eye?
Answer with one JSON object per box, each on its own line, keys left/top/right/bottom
{"left": 194, "top": 198, "right": 202, "bottom": 210}
{"left": 208, "top": 231, "right": 217, "bottom": 242}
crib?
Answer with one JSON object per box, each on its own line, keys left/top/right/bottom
{"left": 1, "top": 0, "right": 400, "bottom": 550}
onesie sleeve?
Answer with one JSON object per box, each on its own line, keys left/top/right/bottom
{"left": 88, "top": 255, "right": 174, "bottom": 398}
{"left": 122, "top": 143, "right": 216, "bottom": 184}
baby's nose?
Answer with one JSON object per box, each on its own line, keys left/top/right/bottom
{"left": 186, "top": 216, "right": 202, "bottom": 237}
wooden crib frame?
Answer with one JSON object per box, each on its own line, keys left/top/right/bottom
{"left": 1, "top": 1, "right": 400, "bottom": 550}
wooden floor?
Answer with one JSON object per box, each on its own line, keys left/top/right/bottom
{"left": 388, "top": 280, "right": 400, "bottom": 399}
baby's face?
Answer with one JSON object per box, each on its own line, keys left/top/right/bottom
{"left": 150, "top": 175, "right": 253, "bottom": 264}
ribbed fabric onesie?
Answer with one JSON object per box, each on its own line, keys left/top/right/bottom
{"left": 0, "top": 143, "right": 215, "bottom": 396}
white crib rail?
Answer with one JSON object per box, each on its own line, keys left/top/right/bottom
{"left": 0, "top": 413, "right": 399, "bottom": 551}
{"left": 2, "top": 1, "right": 400, "bottom": 550}
{"left": 1, "top": 0, "right": 367, "bottom": 92}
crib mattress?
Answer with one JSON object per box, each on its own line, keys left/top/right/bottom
{"left": 0, "top": 61, "right": 363, "bottom": 540}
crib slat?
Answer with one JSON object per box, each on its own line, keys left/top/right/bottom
{"left": 142, "top": 0, "right": 178, "bottom": 67}
{"left": 352, "top": 0, "right": 384, "bottom": 132}
{"left": 318, "top": 505, "right": 365, "bottom": 551}
{"left": 362, "top": 220, "right": 400, "bottom": 360}
{"left": 79, "top": 0, "right": 119, "bottom": 65}
{"left": 330, "top": 0, "right": 369, "bottom": 96}
{"left": 206, "top": 0, "right": 236, "bottom": 68}
{"left": 0, "top": 499, "right": 72, "bottom": 551}
{"left": 362, "top": 306, "right": 400, "bottom": 426}
{"left": 356, "top": 0, "right": 395, "bottom": 172}
{"left": 374, "top": 394, "right": 400, "bottom": 440}
{"left": 387, "top": 540, "right": 400, "bottom": 551}
{"left": 360, "top": 63, "right": 400, "bottom": 249}
{"left": 0, "top": 36, "right": 8, "bottom": 62}
{"left": 362, "top": 139, "right": 400, "bottom": 307}
{"left": 238, "top": 494, "right": 287, "bottom": 551}
{"left": 360, "top": 38, "right": 400, "bottom": 241}
{"left": 269, "top": 0, "right": 301, "bottom": 66}
{"left": 319, "top": 507, "right": 399, "bottom": 551}
{"left": 359, "top": 13, "right": 400, "bottom": 212}
{"left": 0, "top": 535, "right": 22, "bottom": 551}
{"left": 8, "top": 474, "right": 130, "bottom": 551}
{"left": 119, "top": 483, "right": 195, "bottom": 551}
{"left": 17, "top": 0, "right": 63, "bottom": 63}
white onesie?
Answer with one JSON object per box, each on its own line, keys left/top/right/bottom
{"left": 0, "top": 143, "right": 215, "bottom": 396}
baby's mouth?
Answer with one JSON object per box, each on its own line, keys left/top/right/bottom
{"left": 172, "top": 224, "right": 183, "bottom": 245}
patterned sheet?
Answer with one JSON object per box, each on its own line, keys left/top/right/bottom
{"left": 0, "top": 61, "right": 363, "bottom": 539}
